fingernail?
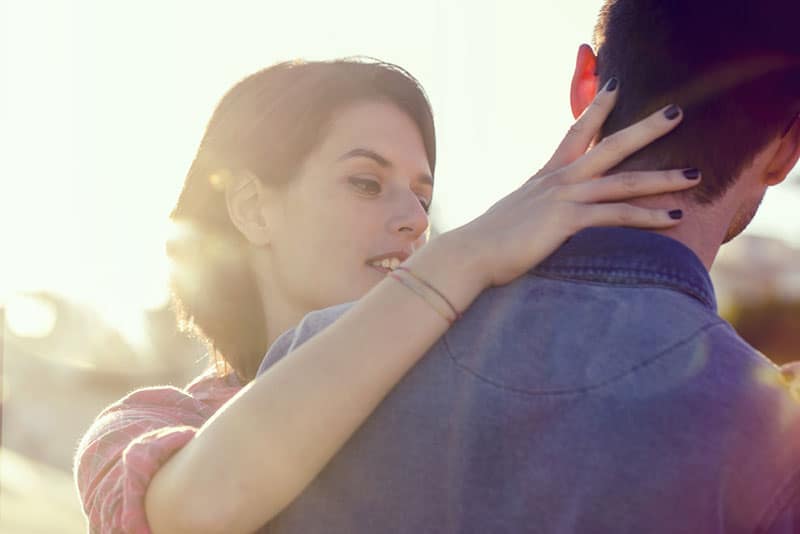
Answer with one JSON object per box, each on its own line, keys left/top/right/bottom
{"left": 669, "top": 209, "right": 684, "bottom": 220}
{"left": 682, "top": 168, "right": 700, "bottom": 180}
{"left": 664, "top": 105, "right": 682, "bottom": 120}
{"left": 605, "top": 77, "right": 618, "bottom": 92}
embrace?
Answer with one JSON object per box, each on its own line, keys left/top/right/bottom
{"left": 76, "top": 0, "right": 800, "bottom": 532}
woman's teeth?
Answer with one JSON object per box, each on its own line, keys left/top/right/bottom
{"left": 370, "top": 258, "right": 401, "bottom": 270}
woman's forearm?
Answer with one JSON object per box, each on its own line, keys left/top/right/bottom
{"left": 144, "top": 229, "right": 486, "bottom": 534}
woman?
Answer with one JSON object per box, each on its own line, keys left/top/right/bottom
{"left": 74, "top": 58, "right": 697, "bottom": 534}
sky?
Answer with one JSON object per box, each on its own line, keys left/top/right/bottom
{"left": 2, "top": 0, "right": 799, "bottom": 343}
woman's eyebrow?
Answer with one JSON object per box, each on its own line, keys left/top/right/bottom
{"left": 338, "top": 148, "right": 391, "bottom": 167}
{"left": 338, "top": 147, "right": 433, "bottom": 186}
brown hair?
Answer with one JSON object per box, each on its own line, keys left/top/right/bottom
{"left": 593, "top": 0, "right": 800, "bottom": 203}
{"left": 167, "top": 58, "right": 436, "bottom": 383}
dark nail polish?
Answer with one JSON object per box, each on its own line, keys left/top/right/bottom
{"left": 669, "top": 209, "right": 684, "bottom": 220}
{"left": 664, "top": 105, "right": 681, "bottom": 120}
{"left": 682, "top": 168, "right": 700, "bottom": 180}
{"left": 605, "top": 77, "right": 618, "bottom": 92}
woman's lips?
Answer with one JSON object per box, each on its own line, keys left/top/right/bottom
{"left": 368, "top": 264, "right": 392, "bottom": 274}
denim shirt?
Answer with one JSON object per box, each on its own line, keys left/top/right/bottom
{"left": 257, "top": 228, "right": 800, "bottom": 533}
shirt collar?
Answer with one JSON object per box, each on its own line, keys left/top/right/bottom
{"left": 531, "top": 227, "right": 717, "bottom": 312}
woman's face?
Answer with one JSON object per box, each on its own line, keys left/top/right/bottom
{"left": 262, "top": 99, "right": 433, "bottom": 318}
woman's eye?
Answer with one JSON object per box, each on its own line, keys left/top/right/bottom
{"left": 349, "top": 176, "right": 381, "bottom": 195}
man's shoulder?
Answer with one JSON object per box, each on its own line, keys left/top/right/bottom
{"left": 438, "top": 276, "right": 732, "bottom": 392}
{"left": 699, "top": 324, "right": 800, "bottom": 532}
{"left": 438, "top": 276, "right": 800, "bottom": 434}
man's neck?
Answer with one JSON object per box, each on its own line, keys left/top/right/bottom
{"left": 648, "top": 220, "right": 724, "bottom": 272}
{"left": 627, "top": 193, "right": 734, "bottom": 272}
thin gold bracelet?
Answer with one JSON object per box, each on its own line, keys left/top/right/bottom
{"left": 389, "top": 271, "right": 456, "bottom": 324}
{"left": 394, "top": 266, "right": 462, "bottom": 321}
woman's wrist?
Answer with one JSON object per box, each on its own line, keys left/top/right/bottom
{"left": 403, "top": 229, "right": 489, "bottom": 316}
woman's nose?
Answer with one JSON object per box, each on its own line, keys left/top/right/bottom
{"left": 388, "top": 190, "right": 429, "bottom": 240}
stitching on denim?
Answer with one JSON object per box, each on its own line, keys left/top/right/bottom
{"left": 531, "top": 268, "right": 715, "bottom": 310}
{"left": 535, "top": 265, "right": 711, "bottom": 295}
{"left": 532, "top": 272, "right": 702, "bottom": 301}
{"left": 442, "top": 321, "right": 727, "bottom": 397}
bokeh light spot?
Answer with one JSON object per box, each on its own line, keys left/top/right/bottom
{"left": 6, "top": 294, "right": 58, "bottom": 339}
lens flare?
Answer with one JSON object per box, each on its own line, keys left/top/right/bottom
{"left": 6, "top": 294, "right": 58, "bottom": 339}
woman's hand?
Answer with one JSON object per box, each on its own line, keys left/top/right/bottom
{"left": 453, "top": 81, "right": 698, "bottom": 289}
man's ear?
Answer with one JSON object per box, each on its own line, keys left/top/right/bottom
{"left": 764, "top": 114, "right": 800, "bottom": 186}
{"left": 570, "top": 44, "right": 599, "bottom": 119}
{"left": 225, "top": 170, "right": 272, "bottom": 246}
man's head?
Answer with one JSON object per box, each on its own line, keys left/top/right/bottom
{"left": 571, "top": 0, "right": 800, "bottom": 245}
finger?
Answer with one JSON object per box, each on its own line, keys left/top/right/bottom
{"left": 540, "top": 78, "right": 620, "bottom": 174}
{"left": 563, "top": 168, "right": 701, "bottom": 203}
{"left": 560, "top": 104, "right": 684, "bottom": 184}
{"left": 573, "top": 203, "right": 685, "bottom": 231}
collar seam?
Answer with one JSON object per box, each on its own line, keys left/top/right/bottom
{"left": 529, "top": 269, "right": 715, "bottom": 310}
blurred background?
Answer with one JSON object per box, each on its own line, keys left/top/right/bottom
{"left": 2, "top": 1, "right": 798, "bottom": 532}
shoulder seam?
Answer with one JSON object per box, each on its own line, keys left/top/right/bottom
{"left": 441, "top": 320, "right": 730, "bottom": 397}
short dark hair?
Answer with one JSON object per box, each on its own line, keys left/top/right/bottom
{"left": 167, "top": 58, "right": 436, "bottom": 382}
{"left": 594, "top": 0, "right": 800, "bottom": 203}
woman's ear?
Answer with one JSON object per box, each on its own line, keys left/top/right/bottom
{"left": 764, "top": 114, "right": 800, "bottom": 186}
{"left": 225, "top": 170, "right": 272, "bottom": 246}
{"left": 570, "top": 44, "right": 600, "bottom": 119}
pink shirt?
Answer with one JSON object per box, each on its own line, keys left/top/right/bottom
{"left": 74, "top": 368, "right": 242, "bottom": 533}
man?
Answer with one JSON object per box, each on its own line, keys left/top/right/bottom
{"left": 258, "top": 1, "right": 800, "bottom": 531}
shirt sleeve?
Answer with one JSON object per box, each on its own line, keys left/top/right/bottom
{"left": 74, "top": 386, "right": 211, "bottom": 533}
{"left": 258, "top": 300, "right": 355, "bottom": 375}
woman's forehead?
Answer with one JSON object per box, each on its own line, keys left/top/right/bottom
{"left": 317, "top": 100, "right": 431, "bottom": 172}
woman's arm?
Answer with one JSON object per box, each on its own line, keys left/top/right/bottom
{"left": 145, "top": 89, "right": 699, "bottom": 534}
{"left": 73, "top": 382, "right": 231, "bottom": 533}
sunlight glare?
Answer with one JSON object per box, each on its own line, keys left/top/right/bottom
{"left": 6, "top": 294, "right": 58, "bottom": 339}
